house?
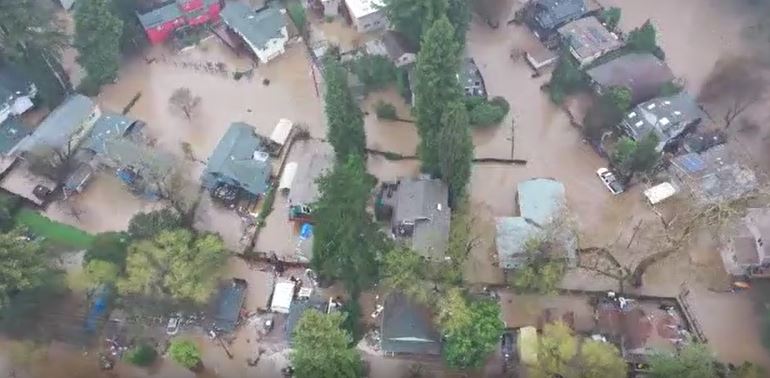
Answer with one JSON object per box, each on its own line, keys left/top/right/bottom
{"left": 137, "top": 0, "right": 223, "bottom": 44}
{"left": 379, "top": 177, "right": 451, "bottom": 260}
{"left": 0, "top": 65, "right": 37, "bottom": 125}
{"left": 526, "top": 0, "right": 588, "bottom": 42}
{"left": 557, "top": 17, "right": 621, "bottom": 67}
{"left": 669, "top": 145, "right": 757, "bottom": 205}
{"left": 16, "top": 94, "right": 100, "bottom": 159}
{"left": 0, "top": 118, "right": 31, "bottom": 174}
{"left": 619, "top": 92, "right": 706, "bottom": 152}
{"left": 459, "top": 58, "right": 486, "bottom": 98}
{"left": 682, "top": 130, "right": 726, "bottom": 154}
{"left": 344, "top": 0, "right": 387, "bottom": 32}
{"left": 220, "top": 3, "right": 289, "bottom": 63}
{"left": 721, "top": 208, "right": 770, "bottom": 276}
{"left": 586, "top": 53, "right": 675, "bottom": 105}
{"left": 284, "top": 141, "right": 333, "bottom": 222}
{"left": 201, "top": 122, "right": 272, "bottom": 198}
{"left": 211, "top": 278, "right": 248, "bottom": 333}
{"left": 365, "top": 31, "right": 417, "bottom": 68}
{"left": 495, "top": 178, "right": 577, "bottom": 270}
{"left": 83, "top": 112, "right": 142, "bottom": 156}
{"left": 380, "top": 293, "right": 441, "bottom": 357}
{"left": 284, "top": 297, "right": 328, "bottom": 343}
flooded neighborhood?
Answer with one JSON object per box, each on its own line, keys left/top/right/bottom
{"left": 1, "top": 0, "right": 770, "bottom": 377}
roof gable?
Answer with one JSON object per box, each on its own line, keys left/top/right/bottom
{"left": 587, "top": 53, "right": 675, "bottom": 104}
{"left": 392, "top": 178, "right": 451, "bottom": 259}
{"left": 381, "top": 293, "right": 441, "bottom": 355}
{"left": 220, "top": 3, "right": 287, "bottom": 50}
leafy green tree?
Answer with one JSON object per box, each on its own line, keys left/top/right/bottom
{"left": 530, "top": 321, "right": 578, "bottom": 378}
{"left": 83, "top": 259, "right": 120, "bottom": 286}
{"left": 84, "top": 231, "right": 129, "bottom": 268}
{"left": 351, "top": 55, "right": 397, "bottom": 92}
{"left": 646, "top": 343, "right": 717, "bottom": 378}
{"left": 381, "top": 246, "right": 430, "bottom": 303}
{"left": 127, "top": 208, "right": 182, "bottom": 241}
{"left": 0, "top": 0, "right": 69, "bottom": 105}
{"left": 729, "top": 362, "right": 766, "bottom": 378}
{"left": 311, "top": 154, "right": 384, "bottom": 293}
{"left": 168, "top": 339, "right": 202, "bottom": 370}
{"left": 549, "top": 52, "right": 585, "bottom": 104}
{"left": 111, "top": 0, "right": 146, "bottom": 53}
{"left": 468, "top": 100, "right": 506, "bottom": 126}
{"left": 577, "top": 339, "right": 627, "bottom": 378}
{"left": 601, "top": 7, "right": 622, "bottom": 30}
{"left": 0, "top": 193, "right": 21, "bottom": 232}
{"left": 375, "top": 100, "right": 398, "bottom": 120}
{"left": 118, "top": 229, "right": 227, "bottom": 303}
{"left": 291, "top": 310, "right": 363, "bottom": 378}
{"left": 323, "top": 59, "right": 366, "bottom": 161}
{"left": 659, "top": 81, "right": 683, "bottom": 97}
{"left": 125, "top": 344, "right": 157, "bottom": 366}
{"left": 436, "top": 287, "right": 473, "bottom": 333}
{"left": 583, "top": 86, "right": 632, "bottom": 141}
{"left": 383, "top": 0, "right": 469, "bottom": 47}
{"left": 511, "top": 237, "right": 566, "bottom": 294}
{"left": 74, "top": 0, "right": 123, "bottom": 92}
{"left": 0, "top": 229, "right": 50, "bottom": 309}
{"left": 442, "top": 295, "right": 503, "bottom": 369}
{"left": 611, "top": 134, "right": 660, "bottom": 178}
{"left": 436, "top": 101, "right": 473, "bottom": 202}
{"left": 628, "top": 20, "right": 658, "bottom": 53}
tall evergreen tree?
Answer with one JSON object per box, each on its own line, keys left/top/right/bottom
{"left": 311, "top": 154, "right": 383, "bottom": 293}
{"left": 383, "top": 0, "right": 469, "bottom": 48}
{"left": 0, "top": 229, "right": 51, "bottom": 309}
{"left": 323, "top": 59, "right": 367, "bottom": 161}
{"left": 74, "top": 0, "right": 123, "bottom": 91}
{"left": 436, "top": 101, "right": 473, "bottom": 202}
{"left": 414, "top": 17, "right": 462, "bottom": 172}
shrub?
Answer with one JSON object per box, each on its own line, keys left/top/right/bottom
{"left": 84, "top": 232, "right": 129, "bottom": 268}
{"left": 168, "top": 339, "right": 201, "bottom": 370}
{"left": 351, "top": 55, "right": 397, "bottom": 92}
{"left": 287, "top": 1, "right": 307, "bottom": 34}
{"left": 375, "top": 100, "right": 397, "bottom": 120}
{"left": 469, "top": 101, "right": 506, "bottom": 126}
{"left": 127, "top": 208, "right": 182, "bottom": 241}
{"left": 490, "top": 96, "right": 510, "bottom": 115}
{"left": 0, "top": 192, "right": 21, "bottom": 232}
{"left": 125, "top": 344, "right": 157, "bottom": 366}
{"left": 396, "top": 69, "right": 411, "bottom": 103}
{"left": 76, "top": 77, "right": 101, "bottom": 96}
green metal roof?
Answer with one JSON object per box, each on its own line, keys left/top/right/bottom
{"left": 517, "top": 178, "right": 565, "bottom": 225}
{"left": 220, "top": 3, "right": 286, "bottom": 51}
{"left": 203, "top": 122, "right": 271, "bottom": 196}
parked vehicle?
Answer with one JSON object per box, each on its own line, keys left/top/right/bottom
{"left": 166, "top": 316, "right": 180, "bottom": 335}
{"left": 501, "top": 331, "right": 515, "bottom": 361}
{"left": 596, "top": 168, "right": 624, "bottom": 195}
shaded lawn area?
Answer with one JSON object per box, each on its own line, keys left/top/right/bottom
{"left": 15, "top": 208, "right": 95, "bottom": 250}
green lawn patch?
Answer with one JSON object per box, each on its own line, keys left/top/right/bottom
{"left": 15, "top": 208, "right": 95, "bottom": 250}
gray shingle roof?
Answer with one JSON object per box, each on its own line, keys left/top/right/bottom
{"left": 392, "top": 178, "right": 451, "bottom": 260}
{"left": 533, "top": 0, "right": 587, "bottom": 30}
{"left": 380, "top": 293, "right": 441, "bottom": 356}
{"left": 620, "top": 92, "right": 705, "bottom": 150}
{"left": 495, "top": 217, "right": 541, "bottom": 269}
{"left": 203, "top": 122, "right": 271, "bottom": 196}
{"left": 0, "top": 118, "right": 31, "bottom": 155}
{"left": 0, "top": 65, "right": 34, "bottom": 104}
{"left": 84, "top": 112, "right": 138, "bottom": 155}
{"left": 518, "top": 178, "right": 566, "bottom": 225}
{"left": 137, "top": 2, "right": 182, "bottom": 29}
{"left": 220, "top": 3, "right": 286, "bottom": 52}
{"left": 18, "top": 94, "right": 95, "bottom": 153}
{"left": 587, "top": 53, "right": 675, "bottom": 104}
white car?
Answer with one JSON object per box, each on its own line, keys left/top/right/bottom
{"left": 596, "top": 168, "right": 624, "bottom": 195}
{"left": 166, "top": 316, "right": 180, "bottom": 335}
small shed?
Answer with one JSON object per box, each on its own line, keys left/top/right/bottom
{"left": 270, "top": 118, "right": 293, "bottom": 147}
{"left": 644, "top": 182, "right": 676, "bottom": 205}
{"left": 279, "top": 162, "right": 298, "bottom": 192}
{"left": 518, "top": 326, "right": 538, "bottom": 365}
{"left": 270, "top": 280, "right": 295, "bottom": 314}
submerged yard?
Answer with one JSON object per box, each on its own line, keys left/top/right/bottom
{"left": 15, "top": 208, "right": 94, "bottom": 250}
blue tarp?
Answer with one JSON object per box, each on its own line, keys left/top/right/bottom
{"left": 300, "top": 223, "right": 313, "bottom": 240}
{"left": 84, "top": 286, "right": 111, "bottom": 333}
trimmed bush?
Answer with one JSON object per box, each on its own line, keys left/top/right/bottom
{"left": 125, "top": 344, "right": 157, "bottom": 366}
{"left": 375, "top": 100, "right": 397, "bottom": 120}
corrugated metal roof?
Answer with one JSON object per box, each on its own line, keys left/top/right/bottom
{"left": 18, "top": 94, "right": 95, "bottom": 153}
{"left": 517, "top": 178, "right": 566, "bottom": 225}
{"left": 84, "top": 112, "right": 137, "bottom": 155}
{"left": 380, "top": 293, "right": 441, "bottom": 356}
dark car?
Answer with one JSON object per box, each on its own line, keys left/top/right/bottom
{"left": 501, "top": 331, "right": 515, "bottom": 361}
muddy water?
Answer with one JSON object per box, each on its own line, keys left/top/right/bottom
{"left": 45, "top": 172, "right": 162, "bottom": 234}
{"left": 362, "top": 88, "right": 419, "bottom": 156}
{"left": 99, "top": 40, "right": 324, "bottom": 162}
